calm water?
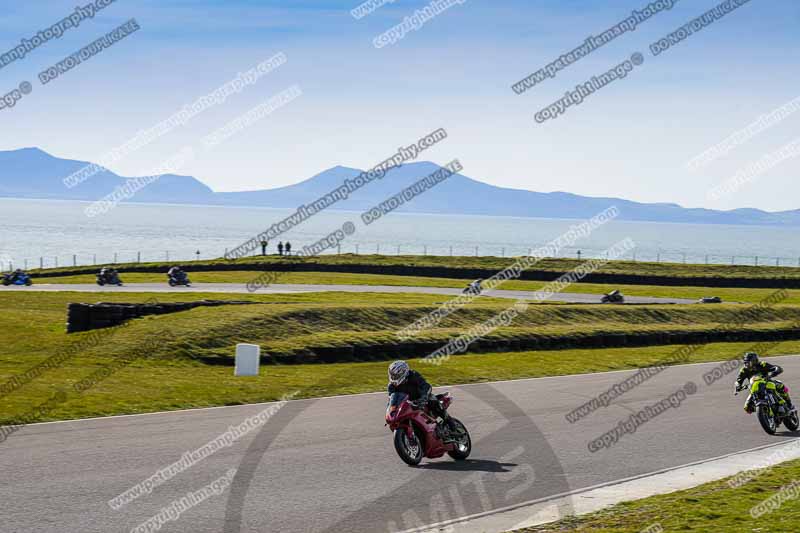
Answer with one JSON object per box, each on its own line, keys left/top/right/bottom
{"left": 1, "top": 198, "right": 799, "bottom": 269}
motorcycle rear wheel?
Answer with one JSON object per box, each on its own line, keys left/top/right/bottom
{"left": 757, "top": 405, "right": 777, "bottom": 435}
{"left": 394, "top": 427, "right": 423, "bottom": 466}
{"left": 447, "top": 418, "right": 471, "bottom": 460}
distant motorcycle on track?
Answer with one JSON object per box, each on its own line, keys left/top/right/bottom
{"left": 167, "top": 271, "right": 191, "bottom": 287}
{"left": 96, "top": 269, "right": 123, "bottom": 286}
{"left": 462, "top": 279, "right": 483, "bottom": 296}
{"left": 601, "top": 290, "right": 624, "bottom": 304}
{"left": 385, "top": 391, "right": 471, "bottom": 466}
{"left": 2, "top": 270, "right": 32, "bottom": 286}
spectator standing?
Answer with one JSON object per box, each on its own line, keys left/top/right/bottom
{"left": 278, "top": 242, "right": 284, "bottom": 256}
{"left": 260, "top": 239, "right": 268, "bottom": 256}
{"left": 285, "top": 242, "right": 292, "bottom": 256}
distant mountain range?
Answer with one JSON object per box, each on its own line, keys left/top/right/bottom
{"left": 2, "top": 147, "right": 800, "bottom": 226}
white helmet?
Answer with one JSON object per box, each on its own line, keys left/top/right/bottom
{"left": 388, "top": 360, "right": 410, "bottom": 385}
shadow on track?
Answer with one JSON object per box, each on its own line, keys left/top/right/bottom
{"left": 416, "top": 459, "right": 517, "bottom": 473}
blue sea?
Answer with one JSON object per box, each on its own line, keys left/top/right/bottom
{"left": 1, "top": 198, "right": 799, "bottom": 269}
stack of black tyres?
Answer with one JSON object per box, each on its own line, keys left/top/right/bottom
{"left": 66, "top": 300, "right": 253, "bottom": 333}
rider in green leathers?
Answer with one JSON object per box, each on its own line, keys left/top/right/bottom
{"left": 735, "top": 352, "right": 794, "bottom": 414}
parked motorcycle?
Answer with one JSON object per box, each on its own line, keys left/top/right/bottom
{"left": 2, "top": 271, "right": 32, "bottom": 286}
{"left": 736, "top": 376, "right": 799, "bottom": 434}
{"left": 96, "top": 270, "right": 123, "bottom": 286}
{"left": 601, "top": 289, "right": 624, "bottom": 304}
{"left": 168, "top": 272, "right": 191, "bottom": 287}
{"left": 385, "top": 391, "right": 471, "bottom": 466}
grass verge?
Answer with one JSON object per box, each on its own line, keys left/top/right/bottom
{"left": 515, "top": 457, "right": 800, "bottom": 532}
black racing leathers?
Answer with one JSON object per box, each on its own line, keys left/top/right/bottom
{"left": 388, "top": 370, "right": 432, "bottom": 401}
{"left": 388, "top": 370, "right": 449, "bottom": 423}
{"left": 736, "top": 361, "right": 783, "bottom": 388}
{"left": 736, "top": 361, "right": 791, "bottom": 413}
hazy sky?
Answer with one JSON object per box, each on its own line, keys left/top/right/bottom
{"left": 1, "top": 0, "right": 798, "bottom": 211}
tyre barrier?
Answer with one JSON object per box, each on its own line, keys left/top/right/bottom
{"left": 66, "top": 300, "right": 254, "bottom": 333}
{"left": 196, "top": 325, "right": 800, "bottom": 366}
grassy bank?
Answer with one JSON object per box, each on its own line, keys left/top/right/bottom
{"left": 0, "top": 337, "right": 800, "bottom": 424}
{"left": 95, "top": 301, "right": 800, "bottom": 364}
{"left": 2, "top": 336, "right": 800, "bottom": 425}
{"left": 35, "top": 270, "right": 800, "bottom": 305}
{"left": 6, "top": 291, "right": 800, "bottom": 364}
{"left": 27, "top": 253, "right": 800, "bottom": 284}
{"left": 516, "top": 458, "right": 800, "bottom": 532}
{"left": 2, "top": 289, "right": 800, "bottom": 423}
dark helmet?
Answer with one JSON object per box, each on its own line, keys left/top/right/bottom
{"left": 744, "top": 352, "right": 760, "bottom": 369}
{"left": 388, "top": 360, "right": 410, "bottom": 386}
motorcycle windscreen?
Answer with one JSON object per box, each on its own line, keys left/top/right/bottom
{"left": 388, "top": 392, "right": 408, "bottom": 408}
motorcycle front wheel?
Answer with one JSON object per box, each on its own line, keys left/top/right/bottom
{"left": 394, "top": 427, "right": 423, "bottom": 466}
{"left": 757, "top": 405, "right": 777, "bottom": 435}
{"left": 447, "top": 418, "right": 472, "bottom": 461}
{"left": 784, "top": 410, "right": 800, "bottom": 431}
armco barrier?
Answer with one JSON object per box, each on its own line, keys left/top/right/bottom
{"left": 66, "top": 300, "right": 254, "bottom": 333}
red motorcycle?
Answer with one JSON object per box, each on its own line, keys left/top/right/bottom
{"left": 385, "top": 391, "right": 472, "bottom": 466}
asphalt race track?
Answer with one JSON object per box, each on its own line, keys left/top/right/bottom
{"left": 2, "top": 356, "right": 797, "bottom": 532}
{"left": 5, "top": 282, "right": 698, "bottom": 305}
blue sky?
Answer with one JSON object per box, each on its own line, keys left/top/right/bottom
{"left": 1, "top": 0, "right": 798, "bottom": 211}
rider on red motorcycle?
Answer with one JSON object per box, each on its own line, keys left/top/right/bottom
{"left": 388, "top": 360, "right": 455, "bottom": 433}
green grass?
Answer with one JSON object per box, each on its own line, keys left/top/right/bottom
{"left": 7, "top": 290, "right": 800, "bottom": 365}
{"left": 29, "top": 253, "right": 800, "bottom": 280}
{"left": 2, "top": 289, "right": 800, "bottom": 424}
{"left": 516, "top": 458, "right": 800, "bottom": 532}
{"left": 3, "top": 336, "right": 800, "bottom": 425}
{"left": 36, "top": 270, "right": 800, "bottom": 305}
